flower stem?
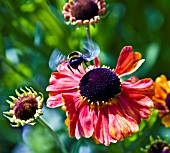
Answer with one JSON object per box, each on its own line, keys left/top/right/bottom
{"left": 86, "top": 25, "right": 91, "bottom": 42}
{"left": 37, "top": 117, "right": 68, "bottom": 153}
{"left": 86, "top": 24, "right": 94, "bottom": 53}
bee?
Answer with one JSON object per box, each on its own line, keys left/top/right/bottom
{"left": 49, "top": 40, "right": 100, "bottom": 73}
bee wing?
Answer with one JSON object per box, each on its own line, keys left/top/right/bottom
{"left": 49, "top": 49, "right": 66, "bottom": 71}
{"left": 81, "top": 40, "right": 100, "bottom": 61}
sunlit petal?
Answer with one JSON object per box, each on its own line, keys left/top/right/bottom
{"left": 115, "top": 46, "right": 144, "bottom": 77}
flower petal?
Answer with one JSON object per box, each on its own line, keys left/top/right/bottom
{"left": 114, "top": 46, "right": 144, "bottom": 77}
{"left": 46, "top": 72, "right": 79, "bottom": 92}
{"left": 152, "top": 97, "right": 167, "bottom": 113}
{"left": 46, "top": 63, "right": 84, "bottom": 108}
{"left": 153, "top": 75, "right": 170, "bottom": 102}
{"left": 62, "top": 93, "right": 90, "bottom": 138}
{"left": 62, "top": 93, "right": 81, "bottom": 119}
{"left": 108, "top": 104, "right": 139, "bottom": 140}
{"left": 119, "top": 93, "right": 153, "bottom": 121}
{"left": 78, "top": 105, "right": 94, "bottom": 138}
{"left": 46, "top": 94, "right": 63, "bottom": 108}
{"left": 128, "top": 94, "right": 153, "bottom": 107}
{"left": 93, "top": 107, "right": 116, "bottom": 146}
{"left": 75, "top": 118, "right": 84, "bottom": 139}
{"left": 94, "top": 57, "right": 100, "bottom": 67}
{"left": 57, "top": 62, "right": 85, "bottom": 78}
{"left": 122, "top": 78, "right": 155, "bottom": 98}
{"left": 162, "top": 114, "right": 170, "bottom": 128}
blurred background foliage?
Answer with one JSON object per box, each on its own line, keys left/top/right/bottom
{"left": 0, "top": 0, "right": 170, "bottom": 153}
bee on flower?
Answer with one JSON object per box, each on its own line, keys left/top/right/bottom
{"left": 3, "top": 87, "right": 43, "bottom": 127}
{"left": 49, "top": 40, "right": 100, "bottom": 73}
{"left": 46, "top": 46, "right": 154, "bottom": 146}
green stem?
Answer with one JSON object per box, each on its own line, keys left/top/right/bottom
{"left": 86, "top": 25, "right": 91, "bottom": 42}
{"left": 37, "top": 117, "right": 68, "bottom": 153}
{"left": 128, "top": 116, "right": 159, "bottom": 153}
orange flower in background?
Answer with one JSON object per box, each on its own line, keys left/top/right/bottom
{"left": 62, "top": 0, "right": 106, "bottom": 25}
{"left": 46, "top": 46, "right": 154, "bottom": 146}
{"left": 152, "top": 75, "right": 170, "bottom": 128}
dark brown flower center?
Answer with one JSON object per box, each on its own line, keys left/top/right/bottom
{"left": 71, "top": 0, "right": 99, "bottom": 20}
{"left": 14, "top": 96, "right": 38, "bottom": 121}
{"left": 165, "top": 93, "right": 170, "bottom": 110}
{"left": 80, "top": 68, "right": 121, "bottom": 104}
{"left": 148, "top": 142, "right": 170, "bottom": 153}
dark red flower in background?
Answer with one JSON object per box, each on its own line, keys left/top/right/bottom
{"left": 63, "top": 0, "right": 106, "bottom": 25}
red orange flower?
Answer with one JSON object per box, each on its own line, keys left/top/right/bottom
{"left": 152, "top": 75, "right": 170, "bottom": 128}
{"left": 62, "top": 0, "right": 106, "bottom": 25}
{"left": 46, "top": 46, "right": 154, "bottom": 146}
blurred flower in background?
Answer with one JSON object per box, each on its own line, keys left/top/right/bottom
{"left": 142, "top": 136, "right": 170, "bottom": 153}
{"left": 46, "top": 46, "right": 154, "bottom": 146}
{"left": 3, "top": 87, "right": 43, "bottom": 127}
{"left": 62, "top": 0, "right": 106, "bottom": 25}
{"left": 153, "top": 75, "right": 170, "bottom": 128}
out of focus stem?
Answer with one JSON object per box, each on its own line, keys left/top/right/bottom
{"left": 86, "top": 25, "right": 91, "bottom": 42}
{"left": 0, "top": 54, "right": 43, "bottom": 92}
{"left": 37, "top": 117, "right": 68, "bottom": 153}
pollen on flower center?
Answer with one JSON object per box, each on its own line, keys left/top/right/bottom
{"left": 14, "top": 96, "right": 38, "bottom": 121}
{"left": 165, "top": 93, "right": 170, "bottom": 110}
{"left": 79, "top": 68, "right": 121, "bottom": 104}
{"left": 71, "top": 0, "right": 99, "bottom": 20}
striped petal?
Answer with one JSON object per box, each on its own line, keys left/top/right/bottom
{"left": 93, "top": 107, "right": 117, "bottom": 146}
{"left": 114, "top": 46, "right": 144, "bottom": 77}
{"left": 122, "top": 77, "right": 154, "bottom": 98}
{"left": 108, "top": 104, "right": 139, "bottom": 140}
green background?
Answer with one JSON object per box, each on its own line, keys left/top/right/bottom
{"left": 0, "top": 0, "right": 170, "bottom": 153}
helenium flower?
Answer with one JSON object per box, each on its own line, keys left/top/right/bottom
{"left": 3, "top": 87, "right": 43, "bottom": 127}
{"left": 46, "top": 46, "right": 154, "bottom": 146}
